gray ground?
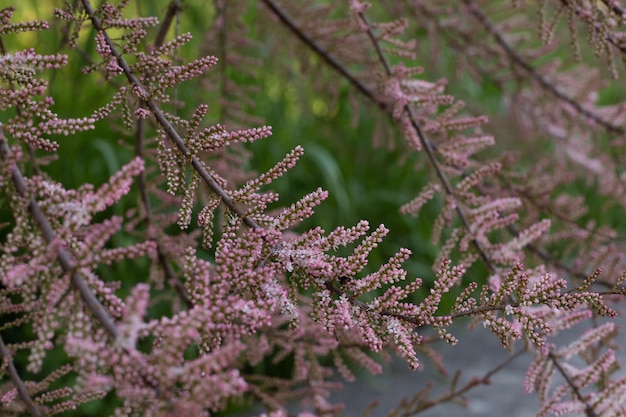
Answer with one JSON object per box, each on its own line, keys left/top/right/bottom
{"left": 236, "top": 319, "right": 625, "bottom": 417}
{"left": 330, "top": 321, "right": 625, "bottom": 417}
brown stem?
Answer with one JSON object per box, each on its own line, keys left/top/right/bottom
{"left": 0, "top": 334, "right": 42, "bottom": 417}
{"left": 0, "top": 130, "right": 119, "bottom": 339}
{"left": 129, "top": 0, "right": 197, "bottom": 309}
{"left": 154, "top": 0, "right": 183, "bottom": 49}
{"left": 80, "top": 0, "right": 259, "bottom": 230}
{"left": 399, "top": 349, "right": 525, "bottom": 416}
{"left": 262, "top": 0, "right": 496, "bottom": 273}
{"left": 548, "top": 350, "right": 599, "bottom": 417}
{"left": 355, "top": 9, "right": 496, "bottom": 274}
{"left": 134, "top": 114, "right": 193, "bottom": 307}
{"left": 260, "top": 0, "right": 387, "bottom": 113}
{"left": 1, "top": 127, "right": 167, "bottom": 399}
{"left": 463, "top": 0, "right": 626, "bottom": 136}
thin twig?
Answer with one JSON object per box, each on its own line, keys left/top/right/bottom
{"left": 261, "top": 0, "right": 387, "bottom": 113}
{"left": 399, "top": 349, "right": 526, "bottom": 416}
{"left": 154, "top": 0, "right": 183, "bottom": 49}
{"left": 0, "top": 128, "right": 165, "bottom": 398}
{"left": 135, "top": 114, "right": 193, "bottom": 308}
{"left": 262, "top": 0, "right": 496, "bottom": 273}
{"left": 463, "top": 0, "right": 626, "bottom": 190}
{"left": 131, "top": 1, "right": 194, "bottom": 308}
{"left": 548, "top": 350, "right": 600, "bottom": 417}
{"left": 80, "top": 0, "right": 259, "bottom": 230}
{"left": 463, "top": 0, "right": 626, "bottom": 136}
{"left": 355, "top": 9, "right": 496, "bottom": 273}
{"left": 0, "top": 130, "right": 119, "bottom": 339}
{"left": 0, "top": 333, "right": 42, "bottom": 417}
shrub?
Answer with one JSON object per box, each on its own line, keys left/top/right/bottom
{"left": 1, "top": 1, "right": 625, "bottom": 416}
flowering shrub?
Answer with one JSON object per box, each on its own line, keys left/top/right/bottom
{"left": 1, "top": 1, "right": 626, "bottom": 416}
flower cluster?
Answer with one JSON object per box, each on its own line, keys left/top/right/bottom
{"left": 1, "top": 1, "right": 626, "bottom": 417}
